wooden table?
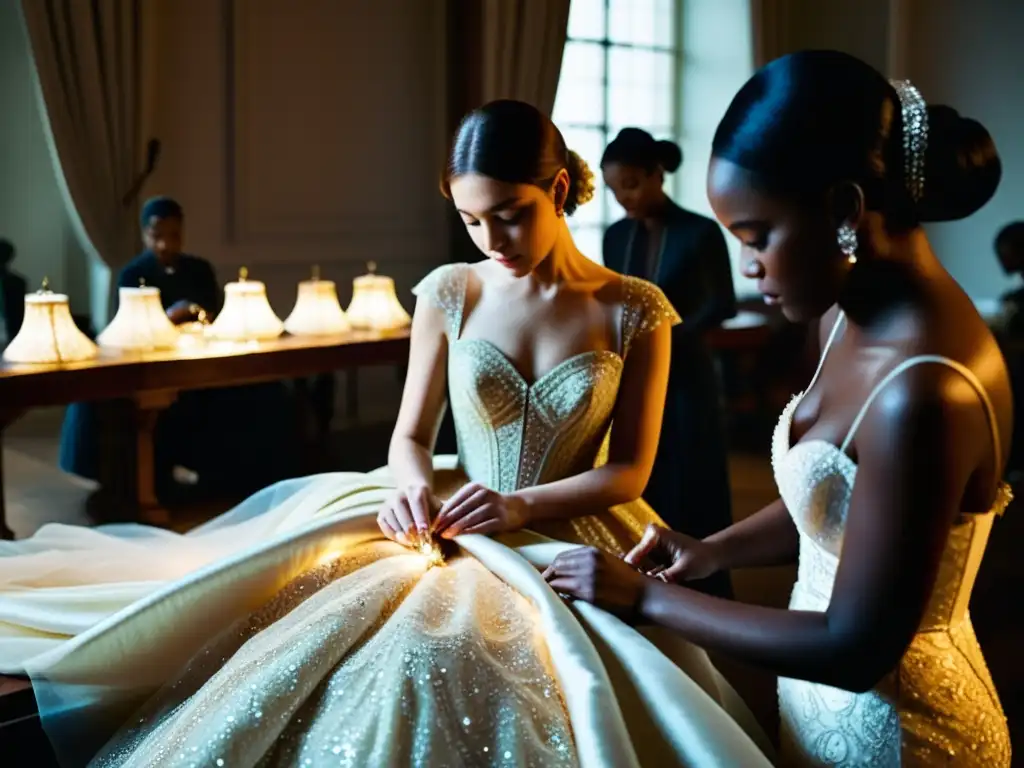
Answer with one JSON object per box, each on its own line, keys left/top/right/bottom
{"left": 0, "top": 331, "right": 410, "bottom": 539}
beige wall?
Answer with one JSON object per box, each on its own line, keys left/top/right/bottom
{"left": 144, "top": 0, "right": 450, "bottom": 316}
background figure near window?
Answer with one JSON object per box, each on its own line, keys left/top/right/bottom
{"left": 601, "top": 128, "right": 737, "bottom": 599}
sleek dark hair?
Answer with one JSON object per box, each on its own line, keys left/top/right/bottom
{"left": 601, "top": 127, "right": 682, "bottom": 174}
{"left": 442, "top": 99, "right": 594, "bottom": 215}
{"left": 712, "top": 50, "right": 1001, "bottom": 228}
{"left": 995, "top": 221, "right": 1024, "bottom": 252}
{"left": 140, "top": 196, "right": 184, "bottom": 228}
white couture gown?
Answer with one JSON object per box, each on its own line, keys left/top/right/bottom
{"left": 774, "top": 313, "right": 1012, "bottom": 766}
{"left": 0, "top": 263, "right": 773, "bottom": 768}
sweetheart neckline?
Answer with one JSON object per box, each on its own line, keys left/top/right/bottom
{"left": 452, "top": 338, "right": 623, "bottom": 389}
{"left": 781, "top": 392, "right": 858, "bottom": 470}
{"left": 779, "top": 393, "right": 1012, "bottom": 513}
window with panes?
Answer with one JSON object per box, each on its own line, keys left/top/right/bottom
{"left": 552, "top": 0, "right": 680, "bottom": 262}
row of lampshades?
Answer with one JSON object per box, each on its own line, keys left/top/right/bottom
{"left": 2, "top": 263, "right": 411, "bottom": 365}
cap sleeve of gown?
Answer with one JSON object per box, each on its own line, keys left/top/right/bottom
{"left": 411, "top": 263, "right": 470, "bottom": 339}
{"left": 621, "top": 277, "right": 681, "bottom": 354}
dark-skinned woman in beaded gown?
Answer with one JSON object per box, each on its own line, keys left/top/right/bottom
{"left": 547, "top": 53, "right": 1013, "bottom": 767}
{"left": 0, "top": 101, "right": 773, "bottom": 767}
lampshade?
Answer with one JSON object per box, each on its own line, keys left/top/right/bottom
{"left": 97, "top": 285, "right": 180, "bottom": 351}
{"left": 345, "top": 261, "right": 411, "bottom": 332}
{"left": 283, "top": 266, "right": 351, "bottom": 336}
{"left": 206, "top": 267, "right": 284, "bottom": 341}
{"left": 2, "top": 279, "right": 98, "bottom": 365}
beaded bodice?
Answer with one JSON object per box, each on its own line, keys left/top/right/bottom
{"left": 771, "top": 392, "right": 1010, "bottom": 627}
{"left": 773, "top": 313, "right": 1012, "bottom": 767}
{"left": 413, "top": 263, "right": 680, "bottom": 494}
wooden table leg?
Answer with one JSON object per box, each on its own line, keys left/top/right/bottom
{"left": 134, "top": 391, "right": 178, "bottom": 526}
{"left": 0, "top": 410, "right": 26, "bottom": 540}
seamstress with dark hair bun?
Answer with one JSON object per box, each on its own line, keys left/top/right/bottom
{"left": 601, "top": 127, "right": 737, "bottom": 599}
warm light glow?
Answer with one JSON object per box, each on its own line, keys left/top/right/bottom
{"left": 345, "top": 261, "right": 411, "bottom": 332}
{"left": 206, "top": 267, "right": 284, "bottom": 342}
{"left": 2, "top": 281, "right": 98, "bottom": 365}
{"left": 316, "top": 550, "right": 342, "bottom": 568}
{"left": 284, "top": 270, "right": 351, "bottom": 336}
{"left": 98, "top": 286, "right": 180, "bottom": 351}
{"left": 417, "top": 536, "right": 446, "bottom": 568}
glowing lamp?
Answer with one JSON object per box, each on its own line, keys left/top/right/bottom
{"left": 345, "top": 261, "right": 411, "bottom": 332}
{"left": 2, "top": 278, "right": 98, "bottom": 364}
{"left": 207, "top": 267, "right": 284, "bottom": 342}
{"left": 98, "top": 284, "right": 180, "bottom": 351}
{"left": 283, "top": 265, "right": 351, "bottom": 336}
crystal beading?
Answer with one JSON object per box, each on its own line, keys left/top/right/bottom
{"left": 890, "top": 79, "right": 929, "bottom": 203}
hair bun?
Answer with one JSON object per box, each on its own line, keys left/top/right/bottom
{"left": 915, "top": 104, "right": 1001, "bottom": 223}
{"left": 655, "top": 140, "right": 683, "bottom": 173}
{"left": 564, "top": 149, "right": 596, "bottom": 215}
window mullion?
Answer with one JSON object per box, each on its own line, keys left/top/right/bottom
{"left": 601, "top": 0, "right": 611, "bottom": 231}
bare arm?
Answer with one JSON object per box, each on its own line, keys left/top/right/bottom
{"left": 513, "top": 319, "right": 673, "bottom": 523}
{"left": 703, "top": 498, "right": 799, "bottom": 570}
{"left": 633, "top": 366, "right": 985, "bottom": 690}
{"left": 386, "top": 296, "right": 450, "bottom": 491}
{"left": 698, "top": 304, "right": 843, "bottom": 571}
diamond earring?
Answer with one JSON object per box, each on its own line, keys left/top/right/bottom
{"left": 837, "top": 224, "right": 858, "bottom": 264}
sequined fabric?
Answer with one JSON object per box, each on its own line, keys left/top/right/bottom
{"left": 773, "top": 385, "right": 1012, "bottom": 767}
{"left": 93, "top": 263, "right": 682, "bottom": 767}
{"left": 94, "top": 544, "right": 575, "bottom": 767}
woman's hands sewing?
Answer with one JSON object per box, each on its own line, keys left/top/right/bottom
{"left": 542, "top": 524, "right": 722, "bottom": 618}
{"left": 542, "top": 547, "right": 650, "bottom": 620}
{"left": 377, "top": 482, "right": 531, "bottom": 547}
{"left": 376, "top": 484, "right": 439, "bottom": 547}
{"left": 431, "top": 482, "right": 530, "bottom": 538}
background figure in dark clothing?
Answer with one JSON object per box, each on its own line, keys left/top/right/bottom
{"left": 119, "top": 197, "right": 220, "bottom": 322}
{"left": 60, "top": 197, "right": 297, "bottom": 501}
{"left": 0, "top": 239, "right": 27, "bottom": 350}
{"left": 602, "top": 128, "right": 736, "bottom": 599}
{"left": 994, "top": 221, "right": 1024, "bottom": 477}
{"left": 996, "top": 221, "right": 1024, "bottom": 337}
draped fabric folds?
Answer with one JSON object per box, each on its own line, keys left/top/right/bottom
{"left": 480, "top": 0, "right": 571, "bottom": 115}
{"left": 19, "top": 0, "right": 146, "bottom": 280}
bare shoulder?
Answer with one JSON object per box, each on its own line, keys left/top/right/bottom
{"left": 855, "top": 303, "right": 1011, "bottom": 495}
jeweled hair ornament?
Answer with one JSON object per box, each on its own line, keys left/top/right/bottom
{"left": 889, "top": 79, "right": 928, "bottom": 203}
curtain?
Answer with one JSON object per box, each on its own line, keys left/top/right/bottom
{"left": 20, "top": 0, "right": 146, "bottom": 299}
{"left": 481, "top": 0, "right": 571, "bottom": 115}
{"left": 749, "top": 0, "right": 793, "bottom": 69}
